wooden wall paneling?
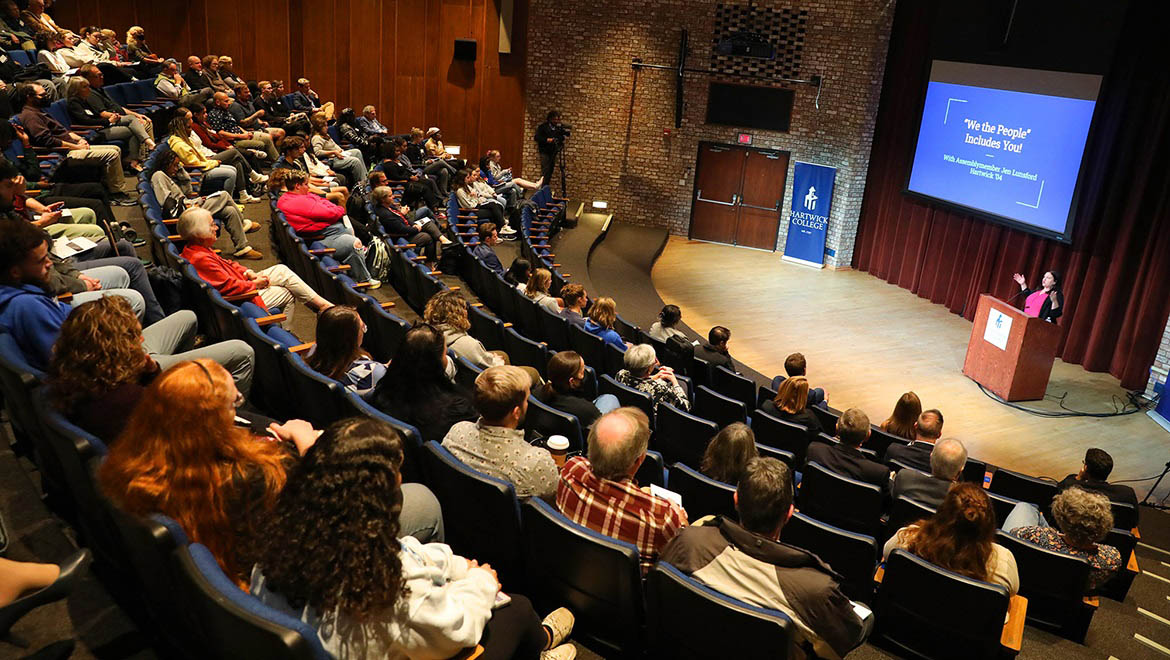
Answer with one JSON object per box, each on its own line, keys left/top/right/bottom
{"left": 346, "top": 0, "right": 382, "bottom": 117}
{"left": 93, "top": 2, "right": 138, "bottom": 36}
{"left": 394, "top": 0, "right": 429, "bottom": 134}
{"left": 299, "top": 0, "right": 337, "bottom": 104}
{"left": 424, "top": 0, "right": 444, "bottom": 141}
{"left": 480, "top": 0, "right": 526, "bottom": 172}
{"left": 245, "top": 0, "right": 291, "bottom": 84}
{"left": 53, "top": 1, "right": 84, "bottom": 33}
{"left": 435, "top": 0, "right": 473, "bottom": 157}
{"left": 462, "top": 0, "right": 485, "bottom": 161}
{"left": 204, "top": 0, "right": 246, "bottom": 79}
{"left": 331, "top": 0, "right": 351, "bottom": 109}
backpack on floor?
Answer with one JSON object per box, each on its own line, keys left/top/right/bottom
{"left": 147, "top": 265, "right": 186, "bottom": 316}
{"left": 365, "top": 235, "right": 391, "bottom": 282}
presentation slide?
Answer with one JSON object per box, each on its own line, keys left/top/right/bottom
{"left": 906, "top": 61, "right": 1101, "bottom": 241}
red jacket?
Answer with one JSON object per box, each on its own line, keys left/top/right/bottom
{"left": 181, "top": 244, "right": 266, "bottom": 310}
{"left": 276, "top": 191, "right": 346, "bottom": 236}
{"left": 192, "top": 119, "right": 233, "bottom": 152}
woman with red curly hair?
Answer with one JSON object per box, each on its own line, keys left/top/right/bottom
{"left": 883, "top": 482, "right": 1019, "bottom": 594}
{"left": 97, "top": 359, "right": 321, "bottom": 581}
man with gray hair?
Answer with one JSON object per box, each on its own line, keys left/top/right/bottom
{"left": 557, "top": 406, "right": 688, "bottom": 568}
{"left": 615, "top": 343, "right": 689, "bottom": 413}
{"left": 178, "top": 208, "right": 330, "bottom": 324}
{"left": 661, "top": 457, "right": 870, "bottom": 658}
{"left": 891, "top": 437, "right": 968, "bottom": 509}
{"left": 356, "top": 105, "right": 388, "bottom": 136}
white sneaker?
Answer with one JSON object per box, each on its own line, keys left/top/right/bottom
{"left": 249, "top": 171, "right": 269, "bottom": 184}
{"left": 365, "top": 278, "right": 382, "bottom": 290}
{"left": 239, "top": 192, "right": 262, "bottom": 204}
{"left": 499, "top": 225, "right": 517, "bottom": 236}
{"left": 541, "top": 645, "right": 575, "bottom": 660}
{"left": 439, "top": 235, "right": 453, "bottom": 245}
{"left": 248, "top": 148, "right": 268, "bottom": 161}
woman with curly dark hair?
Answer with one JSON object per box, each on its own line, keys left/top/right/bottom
{"left": 46, "top": 295, "right": 157, "bottom": 444}
{"left": 250, "top": 417, "right": 577, "bottom": 660}
{"left": 883, "top": 482, "right": 1019, "bottom": 594}
{"left": 700, "top": 422, "right": 759, "bottom": 485}
{"left": 369, "top": 323, "right": 478, "bottom": 442}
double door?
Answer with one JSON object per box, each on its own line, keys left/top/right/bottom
{"left": 688, "top": 142, "right": 790, "bottom": 251}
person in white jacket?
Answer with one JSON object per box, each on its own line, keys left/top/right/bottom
{"left": 250, "top": 416, "right": 577, "bottom": 660}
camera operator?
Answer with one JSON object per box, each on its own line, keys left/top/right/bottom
{"left": 534, "top": 110, "right": 569, "bottom": 191}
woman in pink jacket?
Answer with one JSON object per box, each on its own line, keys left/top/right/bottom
{"left": 275, "top": 170, "right": 378, "bottom": 288}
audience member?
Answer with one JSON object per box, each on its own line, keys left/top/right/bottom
{"left": 505, "top": 257, "right": 532, "bottom": 290}
{"left": 470, "top": 222, "right": 505, "bottom": 275}
{"left": 34, "top": 32, "right": 73, "bottom": 96}
{"left": 125, "top": 26, "right": 160, "bottom": 63}
{"left": 217, "top": 56, "right": 243, "bottom": 88}
{"left": 615, "top": 343, "right": 689, "bottom": 413}
{"left": 179, "top": 208, "right": 330, "bottom": 324}
{"left": 276, "top": 171, "right": 378, "bottom": 287}
{"left": 405, "top": 127, "right": 457, "bottom": 189}
{"left": 309, "top": 115, "right": 366, "bottom": 185}
{"left": 700, "top": 422, "right": 758, "bottom": 484}
{"left": 0, "top": 221, "right": 256, "bottom": 376}
{"left": 335, "top": 107, "right": 384, "bottom": 163}
{"left": 584, "top": 296, "right": 627, "bottom": 350}
{"left": 369, "top": 323, "right": 477, "bottom": 442}
{"left": 806, "top": 408, "right": 890, "bottom": 491}
{"left": 443, "top": 365, "right": 558, "bottom": 500}
{"left": 152, "top": 150, "right": 262, "bottom": 259}
{"left": 381, "top": 137, "right": 447, "bottom": 203}
{"left": 228, "top": 84, "right": 283, "bottom": 143}
{"left": 557, "top": 407, "right": 688, "bottom": 568}
{"left": 188, "top": 103, "right": 268, "bottom": 194}
{"left": 289, "top": 77, "right": 334, "bottom": 119}
{"left": 251, "top": 417, "right": 575, "bottom": 660}
{"left": 693, "top": 325, "right": 734, "bottom": 371}
{"left": 1057, "top": 448, "right": 1139, "bottom": 510}
{"left": 255, "top": 80, "right": 310, "bottom": 135}
{"left": 0, "top": 158, "right": 125, "bottom": 248}
{"left": 485, "top": 149, "right": 542, "bottom": 191}
{"left": 210, "top": 92, "right": 279, "bottom": 162}
{"left": 759, "top": 376, "right": 823, "bottom": 441}
{"left": 0, "top": 1, "right": 35, "bottom": 51}
{"left": 477, "top": 154, "right": 521, "bottom": 208}
{"left": 881, "top": 391, "right": 922, "bottom": 440}
{"left": 771, "top": 352, "right": 826, "bottom": 408}
{"left": 559, "top": 283, "right": 588, "bottom": 328}
{"left": 274, "top": 137, "right": 346, "bottom": 206}
{"left": 884, "top": 483, "right": 1019, "bottom": 595}
{"left": 305, "top": 306, "right": 386, "bottom": 397}
{"left": 1004, "top": 487, "right": 1122, "bottom": 591}
{"left": 60, "top": 26, "right": 135, "bottom": 83}
{"left": 198, "top": 55, "right": 234, "bottom": 96}
{"left": 661, "top": 457, "right": 869, "bottom": 658}
{"left": 455, "top": 167, "right": 509, "bottom": 230}
{"left": 372, "top": 185, "right": 441, "bottom": 263}
{"left": 17, "top": 83, "right": 130, "bottom": 203}
{"left": 424, "top": 127, "right": 464, "bottom": 168}
{"left": 648, "top": 304, "right": 686, "bottom": 342}
{"left": 882, "top": 409, "right": 945, "bottom": 472}
{"left": 891, "top": 438, "right": 967, "bottom": 509}
{"left": 539, "top": 350, "right": 619, "bottom": 429}
{"left": 97, "top": 359, "right": 314, "bottom": 581}
{"left": 524, "top": 268, "right": 561, "bottom": 314}
{"left": 167, "top": 109, "right": 257, "bottom": 203}
{"left": 154, "top": 58, "right": 212, "bottom": 105}
{"left": 424, "top": 289, "right": 505, "bottom": 369}
{"left": 356, "top": 105, "right": 388, "bottom": 135}
{"left": 75, "top": 65, "right": 154, "bottom": 161}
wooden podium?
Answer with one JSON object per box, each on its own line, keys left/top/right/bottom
{"left": 963, "top": 294, "right": 1062, "bottom": 402}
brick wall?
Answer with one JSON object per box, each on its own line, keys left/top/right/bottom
{"left": 522, "top": 0, "right": 895, "bottom": 268}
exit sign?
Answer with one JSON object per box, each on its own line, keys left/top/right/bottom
{"left": 737, "top": 133, "right": 753, "bottom": 145}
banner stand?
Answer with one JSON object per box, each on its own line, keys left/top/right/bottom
{"left": 782, "top": 161, "right": 837, "bottom": 268}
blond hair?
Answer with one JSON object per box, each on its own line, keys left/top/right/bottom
{"left": 588, "top": 297, "right": 617, "bottom": 329}
{"left": 474, "top": 366, "right": 530, "bottom": 423}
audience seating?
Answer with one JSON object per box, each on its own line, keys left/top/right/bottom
{"left": 693, "top": 385, "right": 747, "bottom": 428}
{"left": 468, "top": 303, "right": 508, "bottom": 352}
{"left": 1110, "top": 502, "right": 1139, "bottom": 532}
{"left": 502, "top": 325, "right": 551, "bottom": 375}
{"left": 521, "top": 498, "right": 645, "bottom": 656}
{"left": 750, "top": 410, "right": 811, "bottom": 466}
{"left": 669, "top": 463, "right": 737, "bottom": 521}
{"left": 885, "top": 496, "right": 937, "bottom": 543}
{"left": 874, "top": 549, "right": 1024, "bottom": 660}
{"left": 174, "top": 543, "right": 330, "bottom": 660}
{"left": 988, "top": 491, "right": 1024, "bottom": 529}
{"left": 866, "top": 426, "right": 908, "bottom": 457}
{"left": 1099, "top": 528, "right": 1138, "bottom": 601}
{"left": 810, "top": 405, "right": 839, "bottom": 436}
{"left": 602, "top": 341, "right": 626, "bottom": 376}
{"left": 653, "top": 403, "right": 717, "bottom": 470}
{"left": 780, "top": 512, "right": 879, "bottom": 603}
{"left": 995, "top": 531, "right": 1095, "bottom": 642}
{"left": 988, "top": 468, "right": 1059, "bottom": 511}
{"left": 798, "top": 462, "right": 883, "bottom": 536}
{"left": 689, "top": 356, "right": 713, "bottom": 390}
{"left": 422, "top": 442, "right": 525, "bottom": 587}
{"left": 711, "top": 366, "right": 755, "bottom": 411}
{"left": 599, "top": 374, "right": 656, "bottom": 423}
{"left": 568, "top": 323, "right": 606, "bottom": 373}
{"left": 646, "top": 563, "right": 796, "bottom": 660}
{"left": 756, "top": 384, "right": 777, "bottom": 409}
{"left": 755, "top": 443, "right": 796, "bottom": 468}
{"left": 525, "top": 396, "right": 584, "bottom": 452}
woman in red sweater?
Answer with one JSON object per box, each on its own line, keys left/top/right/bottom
{"left": 275, "top": 171, "right": 378, "bottom": 287}
{"left": 178, "top": 207, "right": 332, "bottom": 323}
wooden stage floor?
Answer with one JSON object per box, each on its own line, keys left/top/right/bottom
{"left": 651, "top": 237, "right": 1170, "bottom": 500}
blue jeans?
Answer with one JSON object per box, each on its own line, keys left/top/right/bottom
{"left": 200, "top": 164, "right": 238, "bottom": 197}
{"left": 1002, "top": 501, "right": 1047, "bottom": 532}
{"left": 320, "top": 223, "right": 373, "bottom": 282}
{"left": 71, "top": 265, "right": 144, "bottom": 319}
{"left": 594, "top": 393, "right": 621, "bottom": 414}
{"left": 74, "top": 255, "right": 165, "bottom": 324}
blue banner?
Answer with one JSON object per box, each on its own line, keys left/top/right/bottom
{"left": 782, "top": 162, "right": 836, "bottom": 267}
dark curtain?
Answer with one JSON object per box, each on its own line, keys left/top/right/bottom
{"left": 853, "top": 0, "right": 1170, "bottom": 390}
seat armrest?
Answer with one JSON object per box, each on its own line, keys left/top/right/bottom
{"left": 256, "top": 313, "right": 287, "bottom": 327}
{"left": 1000, "top": 595, "right": 1027, "bottom": 652}
{"left": 289, "top": 342, "right": 315, "bottom": 355}
{"left": 224, "top": 290, "right": 260, "bottom": 302}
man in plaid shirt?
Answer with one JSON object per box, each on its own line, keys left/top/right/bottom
{"left": 556, "top": 407, "right": 688, "bottom": 569}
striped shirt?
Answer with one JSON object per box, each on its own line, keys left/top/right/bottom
{"left": 556, "top": 456, "right": 687, "bottom": 569}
